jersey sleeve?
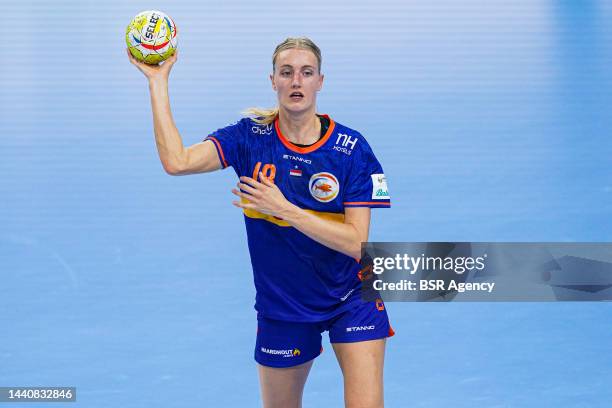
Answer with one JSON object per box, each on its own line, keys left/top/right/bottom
{"left": 343, "top": 140, "right": 391, "bottom": 208}
{"left": 203, "top": 118, "right": 249, "bottom": 172}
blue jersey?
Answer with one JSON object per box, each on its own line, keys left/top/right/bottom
{"left": 205, "top": 115, "right": 391, "bottom": 322}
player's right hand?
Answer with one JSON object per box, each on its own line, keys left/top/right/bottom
{"left": 126, "top": 48, "right": 178, "bottom": 83}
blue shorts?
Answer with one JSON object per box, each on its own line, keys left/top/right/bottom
{"left": 255, "top": 299, "right": 394, "bottom": 368}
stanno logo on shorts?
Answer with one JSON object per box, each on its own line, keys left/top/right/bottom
{"left": 346, "top": 325, "right": 375, "bottom": 332}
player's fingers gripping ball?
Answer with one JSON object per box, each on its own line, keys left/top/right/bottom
{"left": 126, "top": 10, "right": 178, "bottom": 65}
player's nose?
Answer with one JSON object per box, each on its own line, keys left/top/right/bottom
{"left": 291, "top": 72, "right": 302, "bottom": 87}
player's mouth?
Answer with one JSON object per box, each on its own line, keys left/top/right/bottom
{"left": 290, "top": 92, "right": 304, "bottom": 101}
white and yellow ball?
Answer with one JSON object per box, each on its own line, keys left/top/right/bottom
{"left": 126, "top": 10, "right": 177, "bottom": 65}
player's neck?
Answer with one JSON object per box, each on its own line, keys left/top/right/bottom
{"left": 277, "top": 108, "right": 321, "bottom": 145}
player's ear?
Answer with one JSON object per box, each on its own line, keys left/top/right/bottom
{"left": 270, "top": 73, "right": 277, "bottom": 91}
{"left": 317, "top": 73, "right": 324, "bottom": 91}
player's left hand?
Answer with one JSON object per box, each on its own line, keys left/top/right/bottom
{"left": 232, "top": 173, "right": 294, "bottom": 217}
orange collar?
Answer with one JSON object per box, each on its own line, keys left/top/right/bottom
{"left": 274, "top": 114, "right": 335, "bottom": 154}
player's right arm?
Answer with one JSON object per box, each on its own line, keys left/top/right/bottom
{"left": 127, "top": 49, "right": 222, "bottom": 175}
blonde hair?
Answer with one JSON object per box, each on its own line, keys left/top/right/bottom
{"left": 243, "top": 37, "right": 322, "bottom": 125}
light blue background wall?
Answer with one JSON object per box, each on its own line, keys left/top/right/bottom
{"left": 1, "top": 1, "right": 611, "bottom": 406}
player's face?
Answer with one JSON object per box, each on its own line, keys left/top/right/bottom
{"left": 271, "top": 48, "right": 324, "bottom": 114}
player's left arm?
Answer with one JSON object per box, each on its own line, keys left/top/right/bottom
{"left": 232, "top": 174, "right": 370, "bottom": 259}
{"left": 284, "top": 206, "right": 370, "bottom": 260}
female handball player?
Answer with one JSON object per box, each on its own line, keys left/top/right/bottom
{"left": 128, "top": 37, "right": 393, "bottom": 408}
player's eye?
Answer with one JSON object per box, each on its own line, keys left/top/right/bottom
{"left": 280, "top": 70, "right": 292, "bottom": 77}
{"left": 303, "top": 70, "right": 313, "bottom": 76}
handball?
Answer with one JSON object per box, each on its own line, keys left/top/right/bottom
{"left": 126, "top": 10, "right": 177, "bottom": 65}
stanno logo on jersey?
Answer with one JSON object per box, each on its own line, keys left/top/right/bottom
{"left": 282, "top": 154, "right": 312, "bottom": 165}
{"left": 371, "top": 173, "right": 390, "bottom": 200}
{"left": 309, "top": 172, "right": 339, "bottom": 202}
{"left": 252, "top": 124, "right": 273, "bottom": 135}
{"left": 333, "top": 133, "right": 358, "bottom": 156}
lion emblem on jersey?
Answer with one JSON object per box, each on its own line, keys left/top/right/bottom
{"left": 309, "top": 172, "right": 340, "bottom": 203}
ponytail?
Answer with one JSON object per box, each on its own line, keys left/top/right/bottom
{"left": 242, "top": 106, "right": 279, "bottom": 125}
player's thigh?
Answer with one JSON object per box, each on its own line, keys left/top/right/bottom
{"left": 332, "top": 339, "right": 386, "bottom": 408}
{"left": 255, "top": 316, "right": 323, "bottom": 407}
{"left": 328, "top": 298, "right": 393, "bottom": 407}
{"left": 257, "top": 360, "right": 314, "bottom": 408}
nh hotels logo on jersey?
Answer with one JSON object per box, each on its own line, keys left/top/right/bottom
{"left": 333, "top": 133, "right": 358, "bottom": 156}
{"left": 309, "top": 172, "right": 340, "bottom": 202}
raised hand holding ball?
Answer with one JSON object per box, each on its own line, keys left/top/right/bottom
{"left": 126, "top": 10, "right": 177, "bottom": 65}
